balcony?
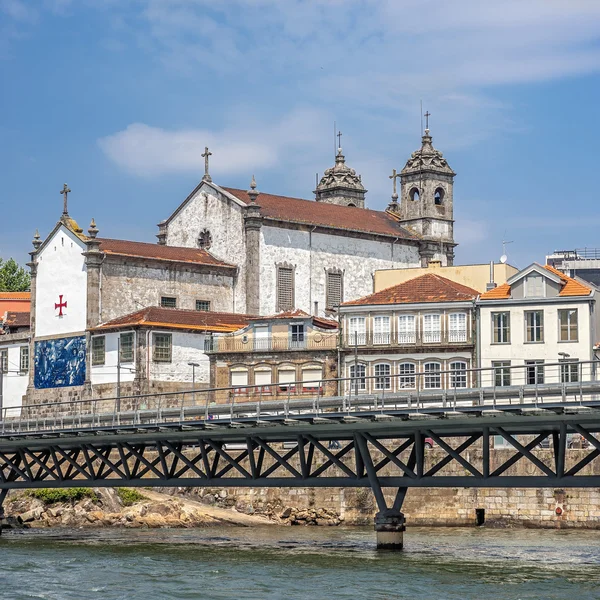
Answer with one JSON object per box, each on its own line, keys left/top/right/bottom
{"left": 343, "top": 329, "right": 471, "bottom": 348}
{"left": 206, "top": 334, "right": 338, "bottom": 354}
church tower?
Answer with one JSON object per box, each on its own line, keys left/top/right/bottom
{"left": 398, "top": 124, "right": 456, "bottom": 266}
{"left": 314, "top": 144, "right": 367, "bottom": 208}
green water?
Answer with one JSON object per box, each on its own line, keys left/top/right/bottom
{"left": 1, "top": 526, "right": 599, "bottom": 599}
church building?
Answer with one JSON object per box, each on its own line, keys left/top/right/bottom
{"left": 20, "top": 128, "right": 457, "bottom": 408}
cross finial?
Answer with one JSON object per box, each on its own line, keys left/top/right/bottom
{"left": 337, "top": 130, "right": 342, "bottom": 151}
{"left": 424, "top": 111, "right": 431, "bottom": 131}
{"left": 201, "top": 146, "right": 212, "bottom": 182}
{"left": 389, "top": 168, "right": 400, "bottom": 200}
{"left": 60, "top": 183, "right": 71, "bottom": 215}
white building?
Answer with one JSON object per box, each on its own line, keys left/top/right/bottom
{"left": 0, "top": 311, "right": 30, "bottom": 416}
{"left": 478, "top": 263, "right": 599, "bottom": 386}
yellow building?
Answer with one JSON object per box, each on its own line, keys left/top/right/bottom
{"left": 374, "top": 261, "right": 519, "bottom": 295}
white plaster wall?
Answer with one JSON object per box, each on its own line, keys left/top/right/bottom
{"left": 260, "top": 226, "right": 420, "bottom": 315}
{"left": 1, "top": 342, "right": 29, "bottom": 415}
{"left": 90, "top": 331, "right": 136, "bottom": 385}
{"left": 148, "top": 330, "right": 209, "bottom": 384}
{"left": 164, "top": 185, "right": 247, "bottom": 313}
{"left": 479, "top": 300, "right": 594, "bottom": 385}
{"left": 36, "top": 226, "right": 87, "bottom": 338}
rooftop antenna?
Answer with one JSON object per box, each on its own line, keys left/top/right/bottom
{"left": 420, "top": 99, "right": 423, "bottom": 135}
{"left": 500, "top": 233, "right": 513, "bottom": 264}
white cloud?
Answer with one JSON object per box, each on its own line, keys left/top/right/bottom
{"left": 98, "top": 107, "right": 330, "bottom": 177}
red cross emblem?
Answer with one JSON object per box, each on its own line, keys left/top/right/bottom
{"left": 55, "top": 294, "right": 67, "bottom": 317}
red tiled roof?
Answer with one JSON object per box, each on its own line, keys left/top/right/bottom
{"left": 92, "top": 307, "right": 252, "bottom": 333}
{"left": 97, "top": 239, "right": 236, "bottom": 269}
{"left": 342, "top": 273, "right": 479, "bottom": 306}
{"left": 223, "top": 188, "right": 417, "bottom": 240}
{"left": 253, "top": 308, "right": 338, "bottom": 329}
{"left": 0, "top": 292, "right": 31, "bottom": 300}
{"left": 3, "top": 311, "right": 30, "bottom": 328}
{"left": 479, "top": 265, "right": 592, "bottom": 300}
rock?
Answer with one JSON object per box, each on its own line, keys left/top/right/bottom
{"left": 219, "top": 490, "right": 227, "bottom": 499}
{"left": 20, "top": 508, "right": 43, "bottom": 523}
{"left": 281, "top": 507, "right": 293, "bottom": 519}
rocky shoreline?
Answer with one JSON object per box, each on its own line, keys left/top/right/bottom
{"left": 0, "top": 487, "right": 345, "bottom": 531}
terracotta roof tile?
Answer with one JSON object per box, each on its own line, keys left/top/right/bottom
{"left": 92, "top": 307, "right": 252, "bottom": 333}
{"left": 253, "top": 308, "right": 338, "bottom": 329}
{"left": 3, "top": 311, "right": 30, "bottom": 328}
{"left": 342, "top": 273, "right": 479, "bottom": 306}
{"left": 0, "top": 292, "right": 31, "bottom": 300}
{"left": 97, "top": 238, "right": 236, "bottom": 269}
{"left": 223, "top": 188, "right": 417, "bottom": 240}
{"left": 479, "top": 266, "right": 592, "bottom": 300}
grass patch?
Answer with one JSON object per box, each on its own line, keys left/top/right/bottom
{"left": 117, "top": 488, "right": 147, "bottom": 507}
{"left": 27, "top": 488, "right": 97, "bottom": 505}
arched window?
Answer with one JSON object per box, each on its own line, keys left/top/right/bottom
{"left": 350, "top": 363, "right": 366, "bottom": 393}
{"left": 398, "top": 362, "right": 416, "bottom": 389}
{"left": 449, "top": 361, "right": 468, "bottom": 389}
{"left": 434, "top": 188, "right": 444, "bottom": 205}
{"left": 374, "top": 363, "right": 391, "bottom": 390}
{"left": 409, "top": 187, "right": 420, "bottom": 201}
{"left": 423, "top": 362, "right": 441, "bottom": 389}
{"left": 198, "top": 229, "right": 212, "bottom": 250}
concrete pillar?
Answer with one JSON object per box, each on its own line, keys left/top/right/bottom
{"left": 374, "top": 510, "right": 406, "bottom": 550}
{"left": 26, "top": 232, "right": 42, "bottom": 396}
{"left": 244, "top": 181, "right": 262, "bottom": 316}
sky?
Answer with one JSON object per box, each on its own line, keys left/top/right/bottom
{"left": 2, "top": 0, "right": 600, "bottom": 270}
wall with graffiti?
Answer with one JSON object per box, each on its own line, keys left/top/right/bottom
{"left": 34, "top": 336, "right": 86, "bottom": 389}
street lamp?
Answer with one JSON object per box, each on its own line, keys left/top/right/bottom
{"left": 188, "top": 362, "right": 199, "bottom": 405}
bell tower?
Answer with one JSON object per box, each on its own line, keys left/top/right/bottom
{"left": 398, "top": 121, "right": 456, "bottom": 266}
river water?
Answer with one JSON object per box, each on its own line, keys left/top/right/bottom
{"left": 1, "top": 526, "right": 599, "bottom": 600}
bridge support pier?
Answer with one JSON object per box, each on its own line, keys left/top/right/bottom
{"left": 375, "top": 509, "right": 406, "bottom": 550}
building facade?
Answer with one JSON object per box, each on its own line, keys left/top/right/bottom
{"left": 478, "top": 264, "right": 599, "bottom": 387}
{"left": 339, "top": 274, "right": 478, "bottom": 394}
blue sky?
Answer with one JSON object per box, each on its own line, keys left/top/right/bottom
{"left": 2, "top": 0, "right": 600, "bottom": 269}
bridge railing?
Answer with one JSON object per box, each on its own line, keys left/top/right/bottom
{"left": 1, "top": 360, "right": 599, "bottom": 433}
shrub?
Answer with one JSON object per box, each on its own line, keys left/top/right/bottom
{"left": 117, "top": 488, "right": 147, "bottom": 506}
{"left": 28, "top": 488, "right": 97, "bottom": 505}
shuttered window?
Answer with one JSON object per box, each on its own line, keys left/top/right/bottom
{"left": 152, "top": 333, "right": 172, "bottom": 363}
{"left": 326, "top": 272, "right": 343, "bottom": 309}
{"left": 254, "top": 370, "right": 272, "bottom": 387}
{"left": 278, "top": 368, "right": 296, "bottom": 389}
{"left": 91, "top": 336, "right": 105, "bottom": 366}
{"left": 277, "top": 267, "right": 294, "bottom": 311}
{"left": 302, "top": 368, "right": 322, "bottom": 389}
{"left": 231, "top": 370, "right": 249, "bottom": 387}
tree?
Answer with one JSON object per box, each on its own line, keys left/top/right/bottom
{"left": 0, "top": 258, "right": 30, "bottom": 292}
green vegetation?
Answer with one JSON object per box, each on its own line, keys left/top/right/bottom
{"left": 117, "top": 488, "right": 147, "bottom": 506}
{"left": 0, "top": 258, "right": 30, "bottom": 292}
{"left": 27, "top": 488, "right": 97, "bottom": 505}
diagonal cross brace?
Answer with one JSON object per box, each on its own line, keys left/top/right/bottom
{"left": 493, "top": 428, "right": 554, "bottom": 477}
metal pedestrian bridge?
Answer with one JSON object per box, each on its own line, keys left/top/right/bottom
{"left": 1, "top": 361, "right": 600, "bottom": 548}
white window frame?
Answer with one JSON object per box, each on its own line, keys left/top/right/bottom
{"left": 525, "top": 310, "right": 544, "bottom": 343}
{"left": 449, "top": 360, "right": 468, "bottom": 388}
{"left": 492, "top": 361, "right": 511, "bottom": 387}
{"left": 558, "top": 308, "right": 578, "bottom": 342}
{"left": 19, "top": 346, "right": 29, "bottom": 373}
{"left": 423, "top": 362, "right": 442, "bottom": 389}
{"left": 373, "top": 315, "right": 391, "bottom": 345}
{"left": 448, "top": 313, "right": 467, "bottom": 343}
{"left": 348, "top": 316, "right": 366, "bottom": 346}
{"left": 374, "top": 363, "right": 391, "bottom": 390}
{"left": 349, "top": 363, "right": 366, "bottom": 392}
{"left": 423, "top": 314, "right": 441, "bottom": 343}
{"left": 398, "top": 362, "right": 416, "bottom": 389}
{"left": 397, "top": 314, "right": 416, "bottom": 344}
{"left": 492, "top": 312, "right": 510, "bottom": 344}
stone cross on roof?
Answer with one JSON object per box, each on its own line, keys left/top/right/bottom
{"left": 201, "top": 146, "right": 212, "bottom": 182}
{"left": 60, "top": 183, "right": 71, "bottom": 215}
{"left": 424, "top": 111, "right": 431, "bottom": 131}
{"left": 389, "top": 168, "right": 400, "bottom": 201}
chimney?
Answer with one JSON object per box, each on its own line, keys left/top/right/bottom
{"left": 428, "top": 260, "right": 442, "bottom": 269}
{"left": 486, "top": 260, "right": 497, "bottom": 291}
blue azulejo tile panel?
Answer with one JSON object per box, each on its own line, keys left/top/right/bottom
{"left": 34, "top": 336, "right": 86, "bottom": 389}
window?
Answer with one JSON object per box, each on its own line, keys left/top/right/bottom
{"left": 526, "top": 360, "right": 544, "bottom": 385}
{"left": 119, "top": 332, "right": 134, "bottom": 363}
{"left": 196, "top": 300, "right": 211, "bottom": 312}
{"left": 277, "top": 266, "right": 294, "bottom": 311}
{"left": 449, "top": 361, "right": 467, "bottom": 388}
{"left": 448, "top": 313, "right": 467, "bottom": 343}
{"left": 0, "top": 350, "right": 7, "bottom": 373}
{"left": 19, "top": 346, "right": 29, "bottom": 373}
{"left": 409, "top": 187, "right": 420, "bottom": 201}
{"left": 160, "top": 296, "right": 177, "bottom": 308}
{"left": 326, "top": 271, "right": 343, "bottom": 310}
{"left": 302, "top": 367, "right": 322, "bottom": 391}
{"left": 373, "top": 315, "right": 391, "bottom": 344}
{"left": 91, "top": 336, "right": 105, "bottom": 366}
{"left": 231, "top": 369, "right": 248, "bottom": 394}
{"left": 153, "top": 333, "right": 172, "bottom": 363}
{"left": 374, "top": 363, "right": 391, "bottom": 390}
{"left": 424, "top": 362, "right": 441, "bottom": 389}
{"left": 525, "top": 274, "right": 544, "bottom": 298}
{"left": 253, "top": 324, "right": 270, "bottom": 350}
{"left": 560, "top": 360, "right": 579, "bottom": 383}
{"left": 559, "top": 309, "right": 578, "bottom": 342}
{"left": 398, "top": 363, "right": 416, "bottom": 389}
{"left": 434, "top": 187, "right": 444, "bottom": 205}
{"left": 493, "top": 361, "right": 511, "bottom": 387}
{"left": 278, "top": 368, "right": 296, "bottom": 391}
{"left": 254, "top": 369, "right": 272, "bottom": 392}
{"left": 398, "top": 314, "right": 416, "bottom": 344}
{"left": 348, "top": 316, "right": 366, "bottom": 345}
{"left": 492, "top": 312, "right": 510, "bottom": 344}
{"left": 290, "top": 324, "right": 305, "bottom": 349}
{"left": 525, "top": 311, "right": 544, "bottom": 343}
{"left": 350, "top": 363, "right": 366, "bottom": 392}
{"left": 423, "top": 314, "right": 441, "bottom": 343}
{"left": 197, "top": 229, "right": 212, "bottom": 250}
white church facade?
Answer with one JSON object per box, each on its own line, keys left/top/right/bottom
{"left": 20, "top": 129, "right": 458, "bottom": 407}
